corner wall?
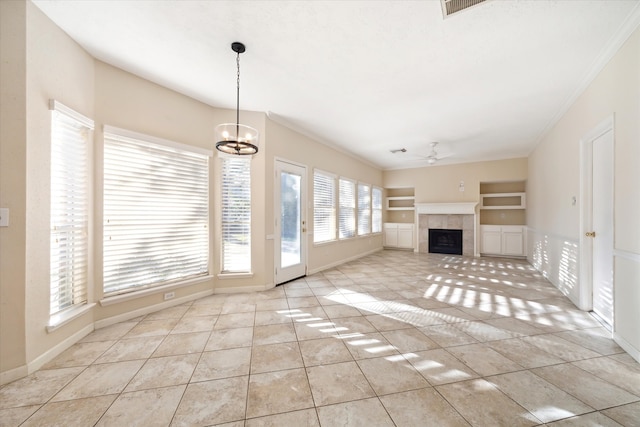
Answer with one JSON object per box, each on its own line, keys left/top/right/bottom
{"left": 527, "top": 25, "right": 640, "bottom": 359}
{"left": 0, "top": 0, "right": 28, "bottom": 383}
{"left": 265, "top": 118, "right": 384, "bottom": 276}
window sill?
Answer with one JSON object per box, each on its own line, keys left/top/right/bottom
{"left": 100, "top": 274, "right": 213, "bottom": 307}
{"left": 47, "top": 303, "right": 96, "bottom": 333}
{"left": 217, "top": 272, "right": 254, "bottom": 280}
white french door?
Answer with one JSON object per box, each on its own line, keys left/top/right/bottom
{"left": 275, "top": 160, "right": 307, "bottom": 284}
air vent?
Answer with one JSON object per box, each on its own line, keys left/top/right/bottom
{"left": 441, "top": 0, "right": 487, "bottom": 17}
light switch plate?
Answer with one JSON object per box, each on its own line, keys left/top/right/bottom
{"left": 0, "top": 208, "right": 8, "bottom": 227}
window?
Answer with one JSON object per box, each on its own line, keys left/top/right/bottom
{"left": 372, "top": 187, "right": 382, "bottom": 233}
{"left": 357, "top": 183, "right": 371, "bottom": 236}
{"left": 221, "top": 156, "right": 251, "bottom": 272}
{"left": 313, "top": 170, "right": 336, "bottom": 243}
{"left": 103, "top": 127, "right": 210, "bottom": 295}
{"left": 50, "top": 101, "right": 93, "bottom": 315}
{"left": 339, "top": 178, "right": 356, "bottom": 239}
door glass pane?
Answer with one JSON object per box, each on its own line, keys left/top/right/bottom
{"left": 281, "top": 172, "right": 301, "bottom": 268}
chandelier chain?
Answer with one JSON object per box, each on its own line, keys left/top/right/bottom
{"left": 236, "top": 51, "right": 241, "bottom": 127}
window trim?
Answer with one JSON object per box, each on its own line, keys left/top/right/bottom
{"left": 220, "top": 154, "right": 252, "bottom": 274}
{"left": 313, "top": 168, "right": 337, "bottom": 244}
{"left": 102, "top": 126, "right": 211, "bottom": 297}
{"left": 357, "top": 182, "right": 372, "bottom": 236}
{"left": 338, "top": 177, "right": 357, "bottom": 240}
{"left": 49, "top": 100, "right": 94, "bottom": 319}
{"left": 372, "top": 186, "right": 383, "bottom": 234}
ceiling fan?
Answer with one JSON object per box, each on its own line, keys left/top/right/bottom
{"left": 418, "top": 142, "right": 452, "bottom": 165}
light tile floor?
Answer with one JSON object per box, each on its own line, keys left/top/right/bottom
{"left": 2, "top": 251, "right": 639, "bottom": 426}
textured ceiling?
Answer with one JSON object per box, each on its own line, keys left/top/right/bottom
{"left": 32, "top": 0, "right": 640, "bottom": 170}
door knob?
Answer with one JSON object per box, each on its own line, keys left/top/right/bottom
{"left": 585, "top": 231, "right": 596, "bottom": 238}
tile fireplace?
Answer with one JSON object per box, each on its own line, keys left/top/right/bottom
{"left": 415, "top": 203, "right": 478, "bottom": 256}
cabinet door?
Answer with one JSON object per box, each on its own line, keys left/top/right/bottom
{"left": 502, "top": 227, "right": 524, "bottom": 256}
{"left": 481, "top": 227, "right": 502, "bottom": 254}
{"left": 384, "top": 224, "right": 398, "bottom": 247}
{"left": 397, "top": 225, "right": 414, "bottom": 249}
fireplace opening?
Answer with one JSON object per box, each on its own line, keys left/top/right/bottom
{"left": 429, "top": 229, "right": 463, "bottom": 255}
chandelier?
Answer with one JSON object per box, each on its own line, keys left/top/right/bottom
{"left": 215, "top": 42, "right": 259, "bottom": 155}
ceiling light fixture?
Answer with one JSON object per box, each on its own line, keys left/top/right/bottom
{"left": 215, "top": 42, "right": 259, "bottom": 155}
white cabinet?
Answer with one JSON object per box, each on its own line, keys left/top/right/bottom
{"left": 384, "top": 223, "right": 414, "bottom": 249}
{"left": 480, "top": 225, "right": 525, "bottom": 256}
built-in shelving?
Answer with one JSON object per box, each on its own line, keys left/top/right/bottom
{"left": 386, "top": 196, "right": 415, "bottom": 211}
{"left": 480, "top": 192, "right": 526, "bottom": 210}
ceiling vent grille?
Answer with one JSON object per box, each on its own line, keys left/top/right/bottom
{"left": 441, "top": 0, "right": 487, "bottom": 17}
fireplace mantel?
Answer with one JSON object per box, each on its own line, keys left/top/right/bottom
{"left": 415, "top": 202, "right": 477, "bottom": 215}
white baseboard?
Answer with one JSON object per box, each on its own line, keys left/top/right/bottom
{"left": 307, "top": 247, "right": 383, "bottom": 276}
{"left": 94, "top": 289, "right": 214, "bottom": 329}
{"left": 613, "top": 332, "right": 640, "bottom": 363}
{"left": 27, "top": 323, "right": 95, "bottom": 374}
{"left": 0, "top": 364, "right": 28, "bottom": 386}
{"left": 214, "top": 283, "right": 274, "bottom": 293}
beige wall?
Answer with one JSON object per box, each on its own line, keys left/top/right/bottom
{"left": 528, "top": 26, "right": 640, "bottom": 359}
{"left": 384, "top": 158, "right": 528, "bottom": 205}
{"left": 23, "top": 0, "right": 96, "bottom": 367}
{"left": 0, "top": 3, "right": 385, "bottom": 383}
{"left": 0, "top": 0, "right": 28, "bottom": 379}
{"left": 265, "top": 119, "right": 384, "bottom": 275}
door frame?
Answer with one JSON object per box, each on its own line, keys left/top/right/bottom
{"left": 579, "top": 115, "right": 614, "bottom": 313}
{"left": 274, "top": 157, "right": 308, "bottom": 285}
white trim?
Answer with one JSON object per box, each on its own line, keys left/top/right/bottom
{"left": 28, "top": 324, "right": 94, "bottom": 374}
{"left": 47, "top": 303, "right": 96, "bottom": 333}
{"left": 103, "top": 124, "right": 212, "bottom": 156}
{"left": 217, "top": 272, "right": 254, "bottom": 280}
{"left": 614, "top": 249, "right": 640, "bottom": 263}
{"left": 49, "top": 99, "right": 94, "bottom": 129}
{"left": 313, "top": 168, "right": 337, "bottom": 179}
{"left": 0, "top": 365, "right": 28, "bottom": 386}
{"left": 415, "top": 202, "right": 477, "bottom": 215}
{"left": 307, "top": 247, "right": 383, "bottom": 276}
{"left": 214, "top": 284, "right": 273, "bottom": 294}
{"left": 613, "top": 332, "right": 640, "bottom": 364}
{"left": 100, "top": 274, "right": 213, "bottom": 306}
{"left": 95, "top": 289, "right": 214, "bottom": 329}
{"left": 530, "top": 4, "right": 640, "bottom": 152}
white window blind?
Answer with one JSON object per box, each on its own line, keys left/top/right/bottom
{"left": 313, "top": 170, "right": 336, "bottom": 243}
{"left": 339, "top": 178, "right": 356, "bottom": 239}
{"left": 221, "top": 156, "right": 251, "bottom": 272}
{"left": 50, "top": 101, "right": 93, "bottom": 315}
{"left": 103, "top": 127, "right": 210, "bottom": 295}
{"left": 372, "top": 187, "right": 382, "bottom": 233}
{"left": 357, "top": 183, "right": 371, "bottom": 236}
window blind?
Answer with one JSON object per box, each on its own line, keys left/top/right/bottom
{"left": 313, "top": 170, "right": 336, "bottom": 243}
{"left": 50, "top": 102, "right": 93, "bottom": 315}
{"left": 339, "top": 178, "right": 356, "bottom": 239}
{"left": 221, "top": 156, "right": 251, "bottom": 272}
{"left": 372, "top": 187, "right": 382, "bottom": 233}
{"left": 103, "top": 128, "right": 209, "bottom": 295}
{"left": 357, "top": 183, "right": 371, "bottom": 236}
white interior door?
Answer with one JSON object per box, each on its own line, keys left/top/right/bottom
{"left": 591, "top": 129, "right": 614, "bottom": 327}
{"left": 275, "top": 160, "right": 307, "bottom": 284}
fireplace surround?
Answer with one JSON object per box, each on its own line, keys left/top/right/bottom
{"left": 415, "top": 203, "right": 478, "bottom": 256}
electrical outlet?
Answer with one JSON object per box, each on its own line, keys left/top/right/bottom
{"left": 164, "top": 291, "right": 175, "bottom": 300}
{"left": 0, "top": 208, "right": 8, "bottom": 227}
